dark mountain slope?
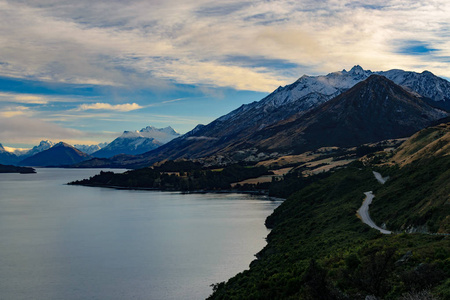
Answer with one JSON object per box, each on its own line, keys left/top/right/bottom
{"left": 244, "top": 75, "right": 447, "bottom": 154}
{"left": 19, "top": 142, "right": 91, "bottom": 167}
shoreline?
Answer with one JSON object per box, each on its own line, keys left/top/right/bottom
{"left": 68, "top": 182, "right": 285, "bottom": 200}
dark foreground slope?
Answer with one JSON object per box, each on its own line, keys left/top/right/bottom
{"left": 208, "top": 162, "right": 450, "bottom": 300}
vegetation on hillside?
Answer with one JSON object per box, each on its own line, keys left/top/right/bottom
{"left": 69, "top": 160, "right": 272, "bottom": 192}
{"left": 371, "top": 155, "right": 450, "bottom": 233}
{"left": 208, "top": 163, "right": 450, "bottom": 299}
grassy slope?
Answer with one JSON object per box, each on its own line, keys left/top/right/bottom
{"left": 208, "top": 164, "right": 450, "bottom": 299}
{"left": 391, "top": 123, "right": 450, "bottom": 166}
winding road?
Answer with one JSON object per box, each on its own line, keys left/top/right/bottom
{"left": 356, "top": 171, "right": 392, "bottom": 234}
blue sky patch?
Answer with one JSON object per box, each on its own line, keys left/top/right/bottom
{"left": 396, "top": 41, "right": 439, "bottom": 55}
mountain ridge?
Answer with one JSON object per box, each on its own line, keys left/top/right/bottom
{"left": 74, "top": 67, "right": 450, "bottom": 168}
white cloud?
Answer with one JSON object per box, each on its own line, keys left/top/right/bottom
{"left": 0, "top": 106, "right": 33, "bottom": 118}
{"left": 76, "top": 102, "right": 143, "bottom": 112}
{"left": 0, "top": 114, "right": 123, "bottom": 145}
{"left": 0, "top": 92, "right": 49, "bottom": 104}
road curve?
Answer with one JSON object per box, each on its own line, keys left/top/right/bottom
{"left": 372, "top": 171, "right": 389, "bottom": 184}
{"left": 357, "top": 191, "right": 392, "bottom": 234}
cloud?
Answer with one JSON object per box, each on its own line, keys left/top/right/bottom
{"left": 0, "top": 106, "right": 33, "bottom": 118}
{"left": 0, "top": 0, "right": 449, "bottom": 94}
{"left": 0, "top": 116, "right": 84, "bottom": 144}
{"left": 76, "top": 102, "right": 143, "bottom": 112}
{"left": 162, "top": 98, "right": 186, "bottom": 104}
{"left": 0, "top": 92, "right": 49, "bottom": 104}
{"left": 0, "top": 114, "right": 123, "bottom": 145}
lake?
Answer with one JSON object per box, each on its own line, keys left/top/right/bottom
{"left": 0, "top": 168, "right": 281, "bottom": 300}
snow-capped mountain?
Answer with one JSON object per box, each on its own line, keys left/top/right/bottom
{"left": 246, "top": 75, "right": 447, "bottom": 153}
{"left": 74, "top": 143, "right": 108, "bottom": 155}
{"left": 24, "top": 140, "right": 55, "bottom": 158}
{"left": 0, "top": 140, "right": 56, "bottom": 165}
{"left": 74, "top": 66, "right": 450, "bottom": 168}
{"left": 379, "top": 69, "right": 450, "bottom": 109}
{"left": 219, "top": 65, "right": 449, "bottom": 126}
{"left": 92, "top": 126, "right": 180, "bottom": 158}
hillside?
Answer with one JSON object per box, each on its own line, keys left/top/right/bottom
{"left": 391, "top": 122, "right": 450, "bottom": 166}
{"left": 208, "top": 163, "right": 450, "bottom": 299}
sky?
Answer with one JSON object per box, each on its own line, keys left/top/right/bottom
{"left": 1, "top": 0, "right": 450, "bottom": 148}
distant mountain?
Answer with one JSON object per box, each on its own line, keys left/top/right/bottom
{"left": 0, "top": 140, "right": 56, "bottom": 165}
{"left": 378, "top": 69, "right": 450, "bottom": 110}
{"left": 74, "top": 66, "right": 450, "bottom": 168}
{"left": 92, "top": 126, "right": 180, "bottom": 158}
{"left": 24, "top": 140, "right": 55, "bottom": 158}
{"left": 1, "top": 146, "right": 29, "bottom": 156}
{"left": 74, "top": 142, "right": 108, "bottom": 155}
{"left": 0, "top": 143, "right": 19, "bottom": 165}
{"left": 19, "top": 142, "right": 91, "bottom": 167}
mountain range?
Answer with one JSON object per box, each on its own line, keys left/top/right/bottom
{"left": 75, "top": 66, "right": 450, "bottom": 168}
{"left": 74, "top": 143, "right": 108, "bottom": 155}
{"left": 0, "top": 126, "right": 180, "bottom": 166}
{"left": 92, "top": 126, "right": 179, "bottom": 158}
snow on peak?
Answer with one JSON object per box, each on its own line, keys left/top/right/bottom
{"left": 118, "top": 125, "right": 180, "bottom": 144}
{"left": 349, "top": 65, "right": 365, "bottom": 75}
{"left": 74, "top": 143, "right": 106, "bottom": 154}
{"left": 140, "top": 125, "right": 178, "bottom": 136}
{"left": 121, "top": 130, "right": 142, "bottom": 138}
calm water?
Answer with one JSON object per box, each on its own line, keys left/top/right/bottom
{"left": 0, "top": 168, "right": 281, "bottom": 300}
